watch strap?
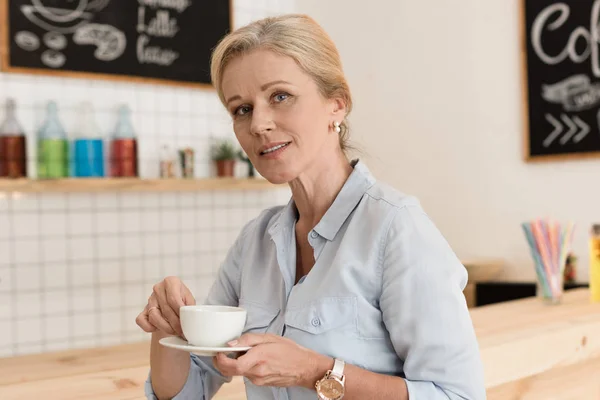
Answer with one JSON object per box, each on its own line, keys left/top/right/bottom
{"left": 331, "top": 358, "right": 345, "bottom": 378}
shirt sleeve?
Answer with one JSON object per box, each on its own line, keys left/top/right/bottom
{"left": 144, "top": 218, "right": 251, "bottom": 399}
{"left": 379, "top": 205, "right": 486, "bottom": 400}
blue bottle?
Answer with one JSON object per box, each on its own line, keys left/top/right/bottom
{"left": 73, "top": 102, "right": 104, "bottom": 178}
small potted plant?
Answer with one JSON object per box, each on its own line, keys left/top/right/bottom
{"left": 211, "top": 138, "right": 237, "bottom": 177}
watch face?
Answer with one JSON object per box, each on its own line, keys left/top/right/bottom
{"left": 318, "top": 378, "right": 344, "bottom": 399}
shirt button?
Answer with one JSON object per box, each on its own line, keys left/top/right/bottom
{"left": 310, "top": 231, "right": 318, "bottom": 239}
{"left": 311, "top": 317, "right": 321, "bottom": 327}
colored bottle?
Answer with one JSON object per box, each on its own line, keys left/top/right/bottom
{"left": 38, "top": 101, "right": 69, "bottom": 179}
{"left": 0, "top": 98, "right": 27, "bottom": 178}
{"left": 110, "top": 105, "right": 138, "bottom": 177}
{"left": 73, "top": 102, "right": 105, "bottom": 178}
{"left": 590, "top": 224, "right": 600, "bottom": 303}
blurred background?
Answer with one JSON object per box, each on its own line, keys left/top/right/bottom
{"left": 0, "top": 0, "right": 598, "bottom": 399}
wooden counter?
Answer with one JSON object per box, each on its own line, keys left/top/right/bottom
{"left": 1, "top": 288, "right": 598, "bottom": 400}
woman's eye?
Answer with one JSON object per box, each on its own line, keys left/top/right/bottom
{"left": 273, "top": 93, "right": 289, "bottom": 102}
{"left": 234, "top": 105, "right": 251, "bottom": 116}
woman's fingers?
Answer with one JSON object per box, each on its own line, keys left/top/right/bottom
{"left": 147, "top": 293, "right": 177, "bottom": 335}
{"left": 135, "top": 304, "right": 157, "bottom": 333}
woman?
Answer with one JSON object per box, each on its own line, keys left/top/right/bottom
{"left": 137, "top": 14, "right": 486, "bottom": 400}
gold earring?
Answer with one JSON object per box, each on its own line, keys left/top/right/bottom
{"left": 333, "top": 121, "right": 341, "bottom": 133}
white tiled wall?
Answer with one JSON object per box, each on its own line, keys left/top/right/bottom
{"left": 0, "top": 0, "right": 295, "bottom": 358}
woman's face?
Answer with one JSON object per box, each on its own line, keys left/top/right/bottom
{"left": 221, "top": 49, "right": 345, "bottom": 184}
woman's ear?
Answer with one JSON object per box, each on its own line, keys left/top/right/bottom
{"left": 330, "top": 97, "right": 347, "bottom": 119}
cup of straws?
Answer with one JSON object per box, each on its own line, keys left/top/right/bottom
{"left": 521, "top": 219, "right": 575, "bottom": 304}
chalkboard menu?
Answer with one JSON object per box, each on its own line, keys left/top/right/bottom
{"left": 523, "top": 0, "right": 600, "bottom": 161}
{"left": 0, "top": 0, "right": 232, "bottom": 87}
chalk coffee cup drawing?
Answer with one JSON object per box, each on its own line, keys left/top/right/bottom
{"left": 179, "top": 305, "right": 247, "bottom": 347}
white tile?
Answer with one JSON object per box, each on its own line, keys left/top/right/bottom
{"left": 125, "top": 330, "right": 148, "bottom": 343}
{"left": 0, "top": 213, "right": 10, "bottom": 239}
{"left": 141, "top": 211, "right": 161, "bottom": 232}
{"left": 97, "top": 236, "right": 120, "bottom": 259}
{"left": 143, "top": 258, "right": 162, "bottom": 282}
{"left": 73, "top": 313, "right": 96, "bottom": 337}
{"left": 16, "top": 292, "right": 41, "bottom": 318}
{"left": 94, "top": 211, "right": 119, "bottom": 234}
{"left": 67, "top": 194, "right": 93, "bottom": 210}
{"left": 100, "top": 310, "right": 122, "bottom": 335}
{"left": 100, "top": 286, "right": 121, "bottom": 309}
{"left": 45, "top": 315, "right": 70, "bottom": 342}
{"left": 73, "top": 337, "right": 98, "bottom": 350}
{"left": 16, "top": 342, "right": 43, "bottom": 356}
{"left": 160, "top": 210, "right": 179, "bottom": 231}
{"left": 39, "top": 194, "right": 67, "bottom": 211}
{"left": 124, "top": 259, "right": 143, "bottom": 283}
{"left": 16, "top": 265, "right": 41, "bottom": 291}
{"left": 181, "top": 232, "right": 196, "bottom": 254}
{"left": 9, "top": 193, "right": 38, "bottom": 212}
{"left": 179, "top": 208, "right": 196, "bottom": 231}
{"left": 0, "top": 194, "right": 10, "bottom": 212}
{"left": 123, "top": 236, "right": 143, "bottom": 258}
{"left": 45, "top": 340, "right": 70, "bottom": 352}
{"left": 69, "top": 237, "right": 94, "bottom": 261}
{"left": 44, "top": 263, "right": 68, "bottom": 290}
{"left": 98, "top": 260, "right": 121, "bottom": 285}
{"left": 14, "top": 238, "right": 40, "bottom": 264}
{"left": 161, "top": 256, "right": 179, "bottom": 277}
{"left": 215, "top": 231, "right": 231, "bottom": 252}
{"left": 0, "top": 241, "right": 12, "bottom": 266}
{"left": 198, "top": 230, "right": 212, "bottom": 253}
{"left": 68, "top": 212, "right": 93, "bottom": 236}
{"left": 142, "top": 234, "right": 161, "bottom": 256}
{"left": 159, "top": 193, "right": 178, "bottom": 208}
{"left": 42, "top": 238, "right": 67, "bottom": 263}
{"left": 160, "top": 233, "right": 179, "bottom": 256}
{"left": 95, "top": 192, "right": 119, "bottom": 210}
{"left": 45, "top": 290, "right": 69, "bottom": 315}
{"left": 16, "top": 318, "right": 43, "bottom": 344}
{"left": 120, "top": 193, "right": 142, "bottom": 209}
{"left": 196, "top": 209, "right": 213, "bottom": 227}
{"left": 214, "top": 209, "right": 229, "bottom": 229}
{"left": 72, "top": 288, "right": 95, "bottom": 312}
{"left": 141, "top": 193, "right": 160, "bottom": 207}
{"left": 138, "top": 86, "right": 156, "bottom": 113}
{"left": 0, "top": 266, "right": 13, "bottom": 293}
{"left": 0, "top": 292, "right": 12, "bottom": 320}
{"left": 123, "top": 284, "right": 143, "bottom": 308}
{"left": 71, "top": 262, "right": 95, "bottom": 287}
{"left": 0, "top": 315, "right": 12, "bottom": 347}
{"left": 120, "top": 211, "right": 141, "bottom": 234}
{"left": 100, "top": 334, "right": 122, "bottom": 347}
{"left": 180, "top": 255, "right": 197, "bottom": 277}
{"left": 40, "top": 212, "right": 67, "bottom": 237}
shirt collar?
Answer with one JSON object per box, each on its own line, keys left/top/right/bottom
{"left": 268, "top": 159, "right": 376, "bottom": 241}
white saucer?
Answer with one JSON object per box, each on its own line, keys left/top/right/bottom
{"left": 159, "top": 336, "right": 251, "bottom": 356}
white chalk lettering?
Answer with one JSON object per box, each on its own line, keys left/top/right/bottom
{"left": 137, "top": 34, "right": 179, "bottom": 66}
{"left": 137, "top": 0, "right": 190, "bottom": 13}
{"left": 531, "top": 0, "right": 600, "bottom": 77}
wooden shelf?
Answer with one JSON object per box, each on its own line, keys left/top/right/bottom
{"left": 0, "top": 177, "right": 281, "bottom": 193}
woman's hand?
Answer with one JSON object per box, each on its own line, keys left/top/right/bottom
{"left": 213, "top": 333, "right": 333, "bottom": 389}
{"left": 135, "top": 276, "right": 196, "bottom": 337}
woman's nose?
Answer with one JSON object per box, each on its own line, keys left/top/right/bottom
{"left": 250, "top": 107, "right": 275, "bottom": 135}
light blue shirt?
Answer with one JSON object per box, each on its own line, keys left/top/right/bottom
{"left": 145, "top": 160, "right": 486, "bottom": 400}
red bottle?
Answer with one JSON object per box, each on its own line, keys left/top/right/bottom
{"left": 110, "top": 105, "right": 138, "bottom": 177}
{"left": 0, "top": 99, "right": 27, "bottom": 178}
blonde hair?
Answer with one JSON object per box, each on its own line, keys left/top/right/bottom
{"left": 210, "top": 14, "right": 353, "bottom": 153}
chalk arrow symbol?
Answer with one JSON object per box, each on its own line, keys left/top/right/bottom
{"left": 559, "top": 114, "right": 577, "bottom": 144}
{"left": 543, "top": 114, "right": 562, "bottom": 147}
{"left": 572, "top": 116, "right": 590, "bottom": 143}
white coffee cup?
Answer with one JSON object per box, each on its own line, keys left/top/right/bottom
{"left": 180, "top": 305, "right": 247, "bottom": 347}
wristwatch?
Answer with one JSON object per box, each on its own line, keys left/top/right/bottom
{"left": 315, "top": 358, "right": 345, "bottom": 400}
